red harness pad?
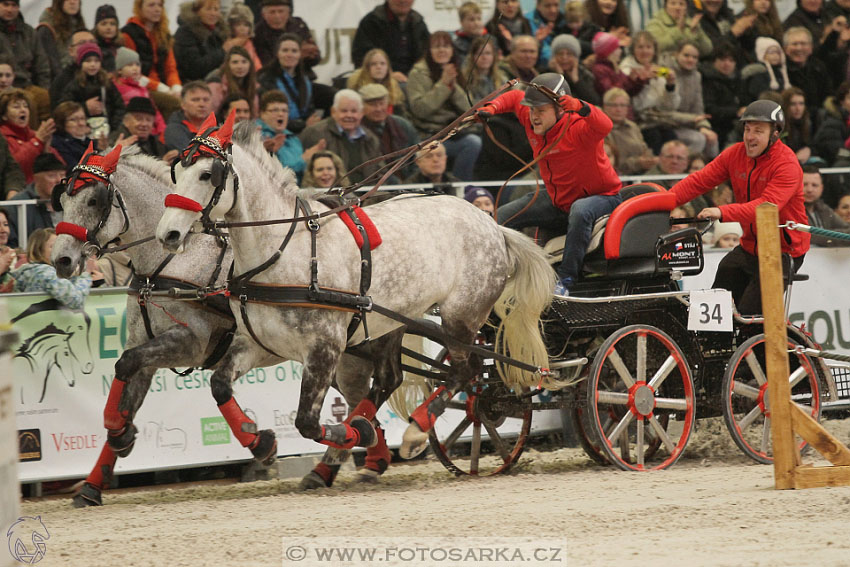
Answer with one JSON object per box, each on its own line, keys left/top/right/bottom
{"left": 338, "top": 206, "right": 382, "bottom": 250}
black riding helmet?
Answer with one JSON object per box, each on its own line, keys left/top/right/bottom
{"left": 521, "top": 72, "right": 571, "bottom": 107}
{"left": 739, "top": 99, "right": 785, "bottom": 133}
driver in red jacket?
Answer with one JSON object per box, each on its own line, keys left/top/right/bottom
{"left": 671, "top": 99, "right": 811, "bottom": 315}
{"left": 476, "top": 73, "right": 622, "bottom": 296}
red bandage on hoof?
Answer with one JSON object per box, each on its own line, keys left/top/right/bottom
{"left": 364, "top": 426, "right": 391, "bottom": 475}
{"left": 313, "top": 462, "right": 339, "bottom": 487}
{"left": 218, "top": 397, "right": 259, "bottom": 447}
{"left": 103, "top": 378, "right": 128, "bottom": 431}
{"left": 319, "top": 417, "right": 376, "bottom": 449}
{"left": 409, "top": 386, "right": 448, "bottom": 433}
{"left": 345, "top": 398, "right": 377, "bottom": 423}
{"left": 85, "top": 444, "right": 117, "bottom": 489}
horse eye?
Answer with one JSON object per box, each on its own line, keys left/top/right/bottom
{"left": 199, "top": 172, "right": 212, "bottom": 181}
{"left": 87, "top": 198, "right": 98, "bottom": 206}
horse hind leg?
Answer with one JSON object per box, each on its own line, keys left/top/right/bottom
{"left": 210, "top": 337, "right": 277, "bottom": 465}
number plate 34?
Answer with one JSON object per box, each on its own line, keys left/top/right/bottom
{"left": 687, "top": 290, "right": 733, "bottom": 332}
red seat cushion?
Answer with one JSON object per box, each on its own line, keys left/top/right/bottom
{"left": 604, "top": 191, "right": 677, "bottom": 260}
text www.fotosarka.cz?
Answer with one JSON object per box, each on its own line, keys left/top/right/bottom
{"left": 281, "top": 537, "right": 568, "bottom": 566}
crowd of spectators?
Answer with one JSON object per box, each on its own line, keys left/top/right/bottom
{"left": 3, "top": 0, "right": 850, "bottom": 291}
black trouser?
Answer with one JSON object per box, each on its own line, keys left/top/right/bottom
{"left": 713, "top": 245, "right": 805, "bottom": 316}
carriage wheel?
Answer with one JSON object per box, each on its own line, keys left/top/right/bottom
{"left": 721, "top": 333, "right": 821, "bottom": 464}
{"left": 586, "top": 325, "right": 695, "bottom": 471}
{"left": 570, "top": 405, "right": 610, "bottom": 466}
{"left": 427, "top": 348, "right": 532, "bottom": 476}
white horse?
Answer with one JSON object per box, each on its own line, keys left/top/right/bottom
{"left": 155, "top": 114, "right": 556, "bottom": 459}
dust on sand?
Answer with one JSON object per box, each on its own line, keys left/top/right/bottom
{"left": 19, "top": 416, "right": 850, "bottom": 567}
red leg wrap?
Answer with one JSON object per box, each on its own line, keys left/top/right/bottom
{"left": 85, "top": 444, "right": 117, "bottom": 489}
{"left": 319, "top": 422, "right": 361, "bottom": 449}
{"left": 364, "top": 426, "right": 391, "bottom": 475}
{"left": 409, "top": 386, "right": 448, "bottom": 433}
{"left": 103, "top": 378, "right": 128, "bottom": 431}
{"left": 218, "top": 397, "right": 259, "bottom": 448}
{"left": 312, "top": 462, "right": 339, "bottom": 487}
{"left": 345, "top": 398, "right": 377, "bottom": 423}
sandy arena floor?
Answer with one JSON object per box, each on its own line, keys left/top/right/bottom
{"left": 17, "top": 417, "right": 850, "bottom": 567}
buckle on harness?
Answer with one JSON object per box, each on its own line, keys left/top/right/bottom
{"left": 307, "top": 217, "right": 320, "bottom": 232}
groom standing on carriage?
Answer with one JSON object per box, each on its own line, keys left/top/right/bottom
{"left": 475, "top": 72, "right": 622, "bottom": 295}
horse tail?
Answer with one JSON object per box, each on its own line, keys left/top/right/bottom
{"left": 493, "top": 227, "right": 559, "bottom": 391}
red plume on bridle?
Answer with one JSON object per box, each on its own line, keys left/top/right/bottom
{"left": 179, "top": 109, "right": 236, "bottom": 164}
{"left": 69, "top": 143, "right": 122, "bottom": 194}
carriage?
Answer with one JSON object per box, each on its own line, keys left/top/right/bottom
{"left": 410, "top": 185, "right": 849, "bottom": 474}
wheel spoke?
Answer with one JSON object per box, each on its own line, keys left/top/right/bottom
{"left": 788, "top": 366, "right": 808, "bottom": 389}
{"left": 596, "top": 391, "right": 630, "bottom": 405}
{"left": 637, "top": 333, "right": 646, "bottom": 383}
{"left": 442, "top": 416, "right": 472, "bottom": 452}
{"left": 654, "top": 397, "right": 689, "bottom": 411}
{"left": 636, "top": 418, "right": 645, "bottom": 467}
{"left": 745, "top": 352, "right": 767, "bottom": 386}
{"left": 737, "top": 405, "right": 763, "bottom": 431}
{"left": 732, "top": 381, "right": 761, "bottom": 400}
{"left": 607, "top": 411, "right": 635, "bottom": 444}
{"left": 446, "top": 400, "right": 467, "bottom": 411}
{"left": 608, "top": 349, "right": 635, "bottom": 388}
{"left": 647, "top": 355, "right": 677, "bottom": 390}
{"left": 619, "top": 428, "right": 631, "bottom": 462}
{"left": 648, "top": 415, "right": 675, "bottom": 453}
{"left": 760, "top": 416, "right": 771, "bottom": 454}
{"left": 470, "top": 422, "right": 482, "bottom": 474}
{"left": 483, "top": 421, "right": 510, "bottom": 462}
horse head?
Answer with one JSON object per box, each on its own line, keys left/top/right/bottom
{"left": 157, "top": 111, "right": 238, "bottom": 253}
{"left": 52, "top": 143, "right": 124, "bottom": 278}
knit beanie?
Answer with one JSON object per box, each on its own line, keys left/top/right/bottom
{"left": 464, "top": 185, "right": 495, "bottom": 205}
{"left": 592, "top": 31, "right": 620, "bottom": 60}
{"left": 75, "top": 42, "right": 103, "bottom": 66}
{"left": 115, "top": 47, "right": 140, "bottom": 71}
{"left": 551, "top": 34, "right": 581, "bottom": 58}
{"left": 754, "top": 36, "right": 790, "bottom": 91}
{"left": 94, "top": 4, "right": 118, "bottom": 25}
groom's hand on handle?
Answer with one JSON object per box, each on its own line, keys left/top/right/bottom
{"left": 474, "top": 105, "right": 496, "bottom": 121}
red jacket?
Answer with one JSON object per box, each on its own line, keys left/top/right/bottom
{"left": 671, "top": 140, "right": 810, "bottom": 257}
{"left": 485, "top": 90, "right": 621, "bottom": 212}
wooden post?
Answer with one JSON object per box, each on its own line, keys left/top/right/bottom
{"left": 756, "top": 203, "right": 850, "bottom": 489}
{"left": 755, "top": 203, "right": 797, "bottom": 489}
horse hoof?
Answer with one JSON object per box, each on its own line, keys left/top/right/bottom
{"left": 107, "top": 423, "right": 137, "bottom": 458}
{"left": 72, "top": 483, "right": 102, "bottom": 507}
{"left": 251, "top": 429, "right": 277, "bottom": 466}
{"left": 356, "top": 468, "right": 381, "bottom": 484}
{"left": 399, "top": 422, "right": 429, "bottom": 460}
{"left": 350, "top": 416, "right": 377, "bottom": 448}
{"left": 299, "top": 471, "right": 329, "bottom": 491}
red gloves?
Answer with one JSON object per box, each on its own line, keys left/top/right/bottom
{"left": 559, "top": 95, "right": 582, "bottom": 113}
{"left": 476, "top": 105, "right": 496, "bottom": 120}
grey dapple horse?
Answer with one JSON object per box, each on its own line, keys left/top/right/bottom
{"left": 155, "top": 114, "right": 556, "bottom": 461}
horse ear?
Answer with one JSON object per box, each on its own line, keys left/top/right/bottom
{"left": 102, "top": 144, "right": 122, "bottom": 172}
{"left": 215, "top": 109, "right": 236, "bottom": 147}
{"left": 199, "top": 112, "right": 218, "bottom": 133}
{"left": 80, "top": 141, "right": 95, "bottom": 163}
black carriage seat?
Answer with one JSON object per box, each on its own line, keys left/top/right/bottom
{"left": 543, "top": 183, "right": 667, "bottom": 268}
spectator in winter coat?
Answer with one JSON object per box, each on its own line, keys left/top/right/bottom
{"left": 225, "top": 2, "right": 262, "bottom": 70}
{"left": 205, "top": 46, "right": 259, "bottom": 117}
{"left": 112, "top": 47, "right": 167, "bottom": 137}
{"left": 253, "top": 0, "right": 319, "bottom": 74}
{"left": 603, "top": 88, "right": 658, "bottom": 175}
{"left": 485, "top": 0, "right": 533, "bottom": 57}
{"left": 783, "top": 0, "right": 826, "bottom": 44}
{"left": 346, "top": 49, "right": 407, "bottom": 116}
{"left": 109, "top": 96, "right": 174, "bottom": 161}
{"left": 299, "top": 89, "right": 385, "bottom": 185}
{"left": 668, "top": 40, "right": 719, "bottom": 158}
{"left": 0, "top": 88, "right": 59, "bottom": 184}
{"left": 163, "top": 80, "right": 212, "bottom": 151}
{"left": 585, "top": 0, "right": 632, "bottom": 47}
{"left": 812, "top": 82, "right": 850, "bottom": 164}
{"left": 591, "top": 31, "right": 646, "bottom": 98}
{"left": 56, "top": 43, "right": 126, "bottom": 135}
{"left": 498, "top": 35, "right": 540, "bottom": 83}
{"left": 783, "top": 26, "right": 832, "bottom": 109}
{"left": 453, "top": 2, "right": 485, "bottom": 63}
{"left": 699, "top": 0, "right": 742, "bottom": 60}
{"left": 358, "top": 83, "right": 418, "bottom": 178}
{"left": 526, "top": 0, "right": 569, "bottom": 68}
{"left": 12, "top": 227, "right": 99, "bottom": 308}
{"left": 0, "top": 134, "right": 24, "bottom": 199}
{"left": 36, "top": 0, "right": 87, "bottom": 83}
{"left": 462, "top": 37, "right": 510, "bottom": 103}
{"left": 741, "top": 36, "right": 790, "bottom": 104}
{"left": 6, "top": 154, "right": 66, "bottom": 248}
{"left": 403, "top": 142, "right": 458, "bottom": 193}
{"left": 563, "top": 1, "right": 601, "bottom": 59}
{"left": 92, "top": 4, "right": 122, "bottom": 73}
{"left": 645, "top": 0, "right": 713, "bottom": 57}
{"left": 255, "top": 90, "right": 324, "bottom": 183}
{"left": 50, "top": 101, "right": 94, "bottom": 174}
{"left": 701, "top": 41, "right": 745, "bottom": 148}
{"left": 257, "top": 34, "right": 317, "bottom": 134}
{"left": 735, "top": 0, "right": 785, "bottom": 63}
{"left": 548, "top": 34, "right": 600, "bottom": 106}
{"left": 802, "top": 165, "right": 850, "bottom": 246}
{"left": 0, "top": 2, "right": 51, "bottom": 124}
{"left": 121, "top": 0, "right": 182, "bottom": 98}
{"left": 352, "top": 0, "right": 430, "bottom": 80}
{"left": 173, "top": 0, "right": 230, "bottom": 83}
{"left": 781, "top": 86, "right": 818, "bottom": 163}
{"left": 48, "top": 29, "right": 95, "bottom": 109}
